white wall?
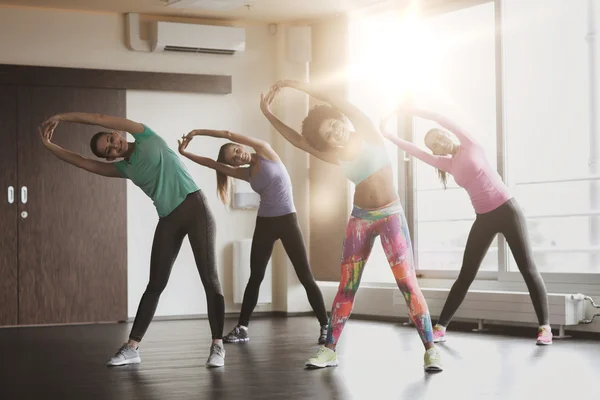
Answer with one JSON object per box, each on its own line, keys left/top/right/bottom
{"left": 0, "top": 6, "right": 287, "bottom": 318}
{"left": 125, "top": 91, "right": 272, "bottom": 317}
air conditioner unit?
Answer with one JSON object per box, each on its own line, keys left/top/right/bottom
{"left": 150, "top": 21, "right": 246, "bottom": 55}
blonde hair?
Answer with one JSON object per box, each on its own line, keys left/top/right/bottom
{"left": 216, "top": 143, "right": 237, "bottom": 205}
{"left": 425, "top": 128, "right": 450, "bottom": 189}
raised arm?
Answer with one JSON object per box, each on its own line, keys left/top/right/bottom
{"left": 185, "top": 128, "right": 279, "bottom": 162}
{"left": 274, "top": 79, "right": 381, "bottom": 143}
{"left": 406, "top": 107, "right": 476, "bottom": 146}
{"left": 380, "top": 115, "right": 451, "bottom": 172}
{"left": 42, "top": 112, "right": 145, "bottom": 135}
{"left": 385, "top": 134, "right": 452, "bottom": 172}
{"left": 39, "top": 126, "right": 121, "bottom": 178}
{"left": 178, "top": 139, "right": 249, "bottom": 181}
{"left": 260, "top": 87, "right": 338, "bottom": 165}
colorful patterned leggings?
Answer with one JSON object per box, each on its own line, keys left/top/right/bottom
{"left": 326, "top": 201, "right": 434, "bottom": 348}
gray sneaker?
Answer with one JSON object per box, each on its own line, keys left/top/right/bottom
{"left": 223, "top": 325, "right": 249, "bottom": 343}
{"left": 107, "top": 344, "right": 141, "bottom": 367}
{"left": 205, "top": 343, "right": 225, "bottom": 368}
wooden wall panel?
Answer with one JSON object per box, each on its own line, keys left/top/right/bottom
{"left": 0, "top": 85, "right": 18, "bottom": 326}
{"left": 17, "top": 86, "right": 127, "bottom": 325}
{"left": 0, "top": 64, "right": 231, "bottom": 94}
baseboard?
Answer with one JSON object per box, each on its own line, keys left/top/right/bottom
{"left": 7, "top": 312, "right": 600, "bottom": 340}
{"left": 349, "top": 315, "right": 600, "bottom": 340}
{"left": 125, "top": 311, "right": 317, "bottom": 323}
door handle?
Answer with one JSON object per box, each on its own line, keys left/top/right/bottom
{"left": 8, "top": 186, "right": 14, "bottom": 204}
{"left": 21, "top": 186, "right": 27, "bottom": 204}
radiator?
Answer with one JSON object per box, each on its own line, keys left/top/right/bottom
{"left": 233, "top": 239, "right": 272, "bottom": 305}
{"left": 393, "top": 288, "right": 586, "bottom": 335}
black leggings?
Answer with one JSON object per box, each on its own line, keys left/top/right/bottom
{"left": 129, "top": 190, "right": 224, "bottom": 342}
{"left": 238, "top": 213, "right": 328, "bottom": 327}
{"left": 437, "top": 198, "right": 549, "bottom": 327}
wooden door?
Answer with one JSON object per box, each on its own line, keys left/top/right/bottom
{"left": 0, "top": 85, "right": 18, "bottom": 326}
{"left": 17, "top": 86, "right": 127, "bottom": 325}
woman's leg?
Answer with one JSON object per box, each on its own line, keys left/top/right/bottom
{"left": 129, "top": 217, "right": 186, "bottom": 344}
{"left": 325, "top": 217, "right": 377, "bottom": 348}
{"left": 379, "top": 212, "right": 434, "bottom": 349}
{"left": 279, "top": 214, "right": 329, "bottom": 327}
{"left": 237, "top": 217, "right": 277, "bottom": 328}
{"left": 187, "top": 192, "right": 225, "bottom": 342}
{"left": 500, "top": 200, "right": 550, "bottom": 327}
{"left": 186, "top": 191, "right": 226, "bottom": 367}
{"left": 437, "top": 215, "right": 497, "bottom": 327}
{"left": 107, "top": 212, "right": 187, "bottom": 367}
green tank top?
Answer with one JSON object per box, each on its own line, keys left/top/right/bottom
{"left": 114, "top": 125, "right": 199, "bottom": 217}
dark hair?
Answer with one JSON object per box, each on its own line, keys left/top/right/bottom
{"left": 216, "top": 143, "right": 237, "bottom": 205}
{"left": 301, "top": 104, "right": 345, "bottom": 152}
{"left": 90, "top": 131, "right": 110, "bottom": 158}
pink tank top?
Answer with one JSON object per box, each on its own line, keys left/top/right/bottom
{"left": 439, "top": 143, "right": 511, "bottom": 214}
{"left": 385, "top": 110, "right": 511, "bottom": 214}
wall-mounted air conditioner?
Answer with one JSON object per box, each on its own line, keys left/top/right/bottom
{"left": 149, "top": 21, "right": 246, "bottom": 55}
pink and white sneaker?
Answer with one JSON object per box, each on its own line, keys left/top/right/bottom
{"left": 433, "top": 325, "right": 446, "bottom": 343}
{"left": 536, "top": 326, "right": 553, "bottom": 345}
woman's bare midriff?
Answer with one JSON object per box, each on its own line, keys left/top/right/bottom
{"left": 352, "top": 166, "right": 398, "bottom": 209}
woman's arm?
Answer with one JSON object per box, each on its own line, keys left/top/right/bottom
{"left": 260, "top": 88, "right": 338, "bottom": 165}
{"left": 43, "top": 113, "right": 145, "bottom": 134}
{"left": 405, "top": 107, "right": 476, "bottom": 146}
{"left": 186, "top": 128, "right": 279, "bottom": 162}
{"left": 380, "top": 112, "right": 451, "bottom": 171}
{"left": 178, "top": 139, "right": 249, "bottom": 181}
{"left": 39, "top": 126, "right": 122, "bottom": 178}
{"left": 384, "top": 133, "right": 452, "bottom": 172}
{"left": 275, "top": 79, "right": 381, "bottom": 142}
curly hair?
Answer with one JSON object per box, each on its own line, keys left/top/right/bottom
{"left": 300, "top": 104, "right": 345, "bottom": 152}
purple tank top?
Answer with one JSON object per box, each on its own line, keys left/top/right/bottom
{"left": 248, "top": 156, "right": 296, "bottom": 217}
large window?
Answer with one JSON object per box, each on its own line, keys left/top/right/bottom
{"left": 345, "top": 0, "right": 600, "bottom": 284}
{"left": 412, "top": 2, "right": 497, "bottom": 272}
{"left": 503, "top": 0, "right": 600, "bottom": 273}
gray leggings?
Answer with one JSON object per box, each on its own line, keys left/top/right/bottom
{"left": 129, "top": 190, "right": 224, "bottom": 342}
{"left": 437, "top": 198, "right": 549, "bottom": 327}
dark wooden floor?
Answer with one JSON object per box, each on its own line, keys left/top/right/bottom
{"left": 0, "top": 316, "right": 598, "bottom": 400}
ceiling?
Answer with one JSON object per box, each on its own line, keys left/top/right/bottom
{"left": 0, "top": 0, "right": 395, "bottom": 22}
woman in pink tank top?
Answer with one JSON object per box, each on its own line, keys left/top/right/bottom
{"left": 381, "top": 105, "right": 552, "bottom": 346}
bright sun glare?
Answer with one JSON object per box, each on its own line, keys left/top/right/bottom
{"left": 347, "top": 7, "right": 446, "bottom": 109}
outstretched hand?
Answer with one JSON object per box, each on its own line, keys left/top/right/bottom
{"left": 273, "top": 79, "right": 303, "bottom": 90}
{"left": 39, "top": 124, "right": 55, "bottom": 148}
{"left": 178, "top": 134, "right": 192, "bottom": 154}
{"left": 41, "top": 114, "right": 62, "bottom": 131}
{"left": 260, "top": 85, "right": 281, "bottom": 115}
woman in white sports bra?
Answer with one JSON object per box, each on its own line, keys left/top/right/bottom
{"left": 260, "top": 80, "right": 442, "bottom": 372}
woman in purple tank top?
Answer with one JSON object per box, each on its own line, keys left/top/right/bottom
{"left": 381, "top": 104, "right": 552, "bottom": 346}
{"left": 178, "top": 128, "right": 329, "bottom": 344}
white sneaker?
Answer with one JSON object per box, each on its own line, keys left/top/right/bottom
{"left": 107, "top": 344, "right": 141, "bottom": 367}
{"left": 424, "top": 348, "right": 443, "bottom": 372}
{"left": 305, "top": 346, "right": 339, "bottom": 368}
{"left": 206, "top": 343, "right": 225, "bottom": 368}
